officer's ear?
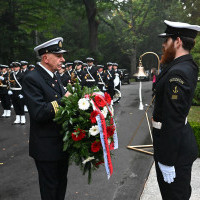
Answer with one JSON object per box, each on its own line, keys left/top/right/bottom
{"left": 42, "top": 54, "right": 49, "bottom": 64}
{"left": 174, "top": 37, "right": 182, "bottom": 49}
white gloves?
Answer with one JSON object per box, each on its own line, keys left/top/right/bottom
{"left": 8, "top": 90, "right": 13, "bottom": 95}
{"left": 158, "top": 162, "right": 176, "bottom": 184}
{"left": 0, "top": 76, "right": 4, "bottom": 81}
{"left": 18, "top": 94, "right": 23, "bottom": 99}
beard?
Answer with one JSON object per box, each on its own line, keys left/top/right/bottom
{"left": 160, "top": 42, "right": 176, "bottom": 64}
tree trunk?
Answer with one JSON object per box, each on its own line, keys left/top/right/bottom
{"left": 83, "top": 0, "right": 99, "bottom": 53}
{"left": 129, "top": 49, "right": 137, "bottom": 76}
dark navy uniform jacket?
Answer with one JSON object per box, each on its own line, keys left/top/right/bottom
{"left": 153, "top": 54, "right": 198, "bottom": 166}
{"left": 22, "top": 65, "right": 68, "bottom": 161}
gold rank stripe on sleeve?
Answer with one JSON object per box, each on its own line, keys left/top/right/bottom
{"left": 51, "top": 100, "right": 59, "bottom": 114}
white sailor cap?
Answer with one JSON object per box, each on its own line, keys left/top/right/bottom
{"left": 34, "top": 37, "right": 67, "bottom": 56}
{"left": 159, "top": 20, "right": 200, "bottom": 39}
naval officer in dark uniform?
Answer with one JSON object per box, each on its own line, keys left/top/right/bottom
{"left": 152, "top": 20, "right": 200, "bottom": 200}
{"left": 84, "top": 57, "right": 98, "bottom": 87}
{"left": 22, "top": 37, "right": 71, "bottom": 200}
{"left": 9, "top": 62, "right": 26, "bottom": 124}
{"left": 73, "top": 60, "right": 87, "bottom": 87}
{"left": 0, "top": 65, "right": 11, "bottom": 117}
{"left": 97, "top": 65, "right": 107, "bottom": 92}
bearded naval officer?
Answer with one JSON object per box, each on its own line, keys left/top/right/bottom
{"left": 22, "top": 37, "right": 71, "bottom": 200}
{"left": 152, "top": 20, "right": 200, "bottom": 199}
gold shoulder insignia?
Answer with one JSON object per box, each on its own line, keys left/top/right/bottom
{"left": 173, "top": 86, "right": 178, "bottom": 94}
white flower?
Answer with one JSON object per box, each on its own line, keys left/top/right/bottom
{"left": 89, "top": 125, "right": 100, "bottom": 136}
{"left": 78, "top": 98, "right": 90, "bottom": 110}
{"left": 101, "top": 106, "right": 108, "bottom": 118}
{"left": 82, "top": 156, "right": 95, "bottom": 164}
{"left": 108, "top": 138, "right": 111, "bottom": 145}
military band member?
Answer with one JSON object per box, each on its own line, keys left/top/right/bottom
{"left": 8, "top": 62, "right": 26, "bottom": 124}
{"left": 22, "top": 37, "right": 71, "bottom": 200}
{"left": 0, "top": 65, "right": 11, "bottom": 117}
{"left": 113, "top": 63, "right": 122, "bottom": 91}
{"left": 74, "top": 60, "right": 87, "bottom": 87}
{"left": 106, "top": 62, "right": 115, "bottom": 101}
{"left": 85, "top": 57, "right": 98, "bottom": 87}
{"left": 82, "top": 62, "right": 88, "bottom": 71}
{"left": 21, "top": 61, "right": 29, "bottom": 75}
{"left": 21, "top": 61, "right": 29, "bottom": 113}
{"left": 58, "top": 64, "right": 69, "bottom": 88}
{"left": 65, "top": 62, "right": 73, "bottom": 77}
{"left": 152, "top": 20, "right": 200, "bottom": 199}
{"left": 28, "top": 64, "right": 35, "bottom": 71}
{"left": 97, "top": 65, "right": 107, "bottom": 92}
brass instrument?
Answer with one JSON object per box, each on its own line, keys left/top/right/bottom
{"left": 70, "top": 65, "right": 77, "bottom": 85}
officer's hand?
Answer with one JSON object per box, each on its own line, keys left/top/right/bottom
{"left": 0, "top": 76, "right": 4, "bottom": 81}
{"left": 18, "top": 94, "right": 23, "bottom": 99}
{"left": 8, "top": 90, "right": 13, "bottom": 95}
{"left": 65, "top": 91, "right": 71, "bottom": 97}
{"left": 158, "top": 162, "right": 176, "bottom": 184}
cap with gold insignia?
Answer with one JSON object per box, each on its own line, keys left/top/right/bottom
{"left": 34, "top": 37, "right": 67, "bottom": 56}
{"left": 159, "top": 20, "right": 200, "bottom": 39}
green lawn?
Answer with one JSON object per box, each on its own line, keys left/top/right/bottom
{"left": 188, "top": 106, "right": 200, "bottom": 123}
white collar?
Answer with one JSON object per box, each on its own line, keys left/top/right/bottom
{"left": 39, "top": 62, "right": 54, "bottom": 78}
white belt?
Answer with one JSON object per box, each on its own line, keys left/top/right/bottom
{"left": 86, "top": 80, "right": 95, "bottom": 82}
{"left": 0, "top": 85, "right": 7, "bottom": 87}
{"left": 10, "top": 88, "right": 22, "bottom": 91}
{"left": 152, "top": 117, "right": 188, "bottom": 130}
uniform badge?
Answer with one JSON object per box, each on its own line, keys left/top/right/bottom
{"left": 52, "top": 83, "right": 55, "bottom": 87}
{"left": 173, "top": 86, "right": 178, "bottom": 93}
{"left": 58, "top": 40, "right": 62, "bottom": 48}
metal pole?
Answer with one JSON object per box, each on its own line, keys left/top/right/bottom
{"left": 139, "top": 81, "right": 144, "bottom": 110}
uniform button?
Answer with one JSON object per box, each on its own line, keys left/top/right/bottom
{"left": 55, "top": 95, "right": 58, "bottom": 98}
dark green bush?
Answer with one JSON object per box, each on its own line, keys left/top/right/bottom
{"left": 190, "top": 122, "right": 200, "bottom": 157}
{"left": 192, "top": 82, "right": 200, "bottom": 106}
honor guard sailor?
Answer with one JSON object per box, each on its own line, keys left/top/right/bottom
{"left": 21, "top": 61, "right": 29, "bottom": 113}
{"left": 97, "top": 65, "right": 107, "bottom": 92}
{"left": 152, "top": 20, "right": 200, "bottom": 199}
{"left": 8, "top": 62, "right": 26, "bottom": 124}
{"left": 73, "top": 60, "right": 86, "bottom": 87}
{"left": 106, "top": 62, "right": 115, "bottom": 102}
{"left": 22, "top": 37, "right": 71, "bottom": 200}
{"left": 0, "top": 65, "right": 11, "bottom": 117}
{"left": 58, "top": 64, "right": 68, "bottom": 88}
{"left": 85, "top": 57, "right": 98, "bottom": 87}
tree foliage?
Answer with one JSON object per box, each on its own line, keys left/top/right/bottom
{"left": 0, "top": 0, "right": 199, "bottom": 72}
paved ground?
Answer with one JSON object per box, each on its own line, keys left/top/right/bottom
{"left": 140, "top": 159, "right": 200, "bottom": 200}
{"left": 0, "top": 81, "right": 155, "bottom": 200}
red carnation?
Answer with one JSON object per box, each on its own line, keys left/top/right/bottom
{"left": 104, "top": 92, "right": 111, "bottom": 105}
{"left": 91, "top": 141, "right": 101, "bottom": 152}
{"left": 107, "top": 125, "right": 115, "bottom": 137}
{"left": 90, "top": 110, "right": 99, "bottom": 123}
{"left": 94, "top": 96, "right": 106, "bottom": 108}
{"left": 110, "top": 117, "right": 114, "bottom": 125}
{"left": 95, "top": 160, "right": 104, "bottom": 167}
{"left": 71, "top": 129, "right": 86, "bottom": 141}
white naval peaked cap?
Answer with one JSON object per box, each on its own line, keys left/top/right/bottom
{"left": 34, "top": 37, "right": 67, "bottom": 56}
{"left": 159, "top": 20, "right": 200, "bottom": 38}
